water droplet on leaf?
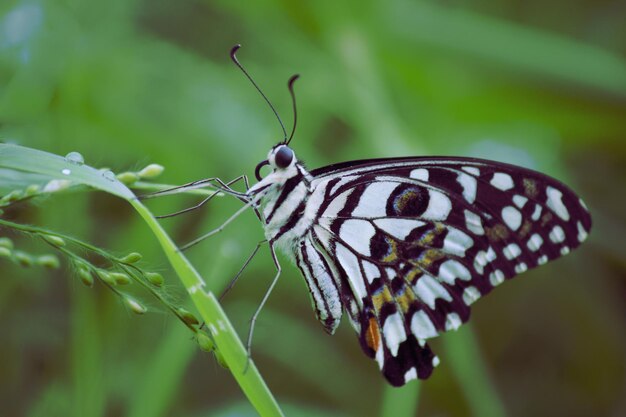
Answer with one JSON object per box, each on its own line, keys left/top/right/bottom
{"left": 64, "top": 151, "right": 85, "bottom": 165}
{"left": 102, "top": 170, "right": 116, "bottom": 181}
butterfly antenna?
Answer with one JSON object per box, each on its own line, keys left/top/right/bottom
{"left": 230, "top": 44, "right": 287, "bottom": 142}
{"left": 286, "top": 74, "right": 299, "bottom": 145}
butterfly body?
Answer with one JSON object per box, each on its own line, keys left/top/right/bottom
{"left": 245, "top": 144, "right": 592, "bottom": 386}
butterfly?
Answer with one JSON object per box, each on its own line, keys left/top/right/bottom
{"left": 181, "top": 46, "right": 592, "bottom": 387}
{"left": 244, "top": 143, "right": 591, "bottom": 386}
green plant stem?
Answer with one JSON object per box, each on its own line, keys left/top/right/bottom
{"left": 379, "top": 381, "right": 420, "bottom": 417}
{"left": 0, "top": 205, "right": 284, "bottom": 417}
{"left": 0, "top": 144, "right": 284, "bottom": 417}
{"left": 442, "top": 325, "right": 508, "bottom": 417}
{"left": 128, "top": 197, "right": 284, "bottom": 417}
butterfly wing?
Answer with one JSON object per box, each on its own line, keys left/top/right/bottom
{"left": 304, "top": 157, "right": 591, "bottom": 386}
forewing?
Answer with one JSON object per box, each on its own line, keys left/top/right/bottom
{"left": 310, "top": 157, "right": 591, "bottom": 385}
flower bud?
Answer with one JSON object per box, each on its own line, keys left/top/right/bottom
{"left": 78, "top": 267, "right": 94, "bottom": 287}
{"left": 125, "top": 297, "right": 147, "bottom": 314}
{"left": 14, "top": 251, "right": 33, "bottom": 267}
{"left": 0, "top": 237, "right": 13, "bottom": 249}
{"left": 43, "top": 235, "right": 66, "bottom": 247}
{"left": 137, "top": 164, "right": 164, "bottom": 179}
{"left": 116, "top": 172, "right": 139, "bottom": 185}
{"left": 196, "top": 331, "right": 215, "bottom": 352}
{"left": 145, "top": 272, "right": 164, "bottom": 287}
{"left": 2, "top": 190, "right": 23, "bottom": 203}
{"left": 119, "top": 252, "right": 142, "bottom": 264}
{"left": 177, "top": 308, "right": 200, "bottom": 326}
{"left": 36, "top": 254, "right": 60, "bottom": 269}
{"left": 109, "top": 272, "right": 131, "bottom": 285}
{"left": 24, "top": 184, "right": 40, "bottom": 197}
{"left": 96, "top": 269, "right": 116, "bottom": 286}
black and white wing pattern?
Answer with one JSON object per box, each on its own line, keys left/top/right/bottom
{"left": 293, "top": 157, "right": 591, "bottom": 386}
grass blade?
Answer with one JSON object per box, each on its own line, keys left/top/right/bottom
{"left": 0, "top": 143, "right": 284, "bottom": 417}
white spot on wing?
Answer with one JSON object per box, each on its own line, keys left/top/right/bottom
{"left": 490, "top": 172, "right": 514, "bottom": 191}
{"left": 515, "top": 262, "right": 528, "bottom": 273}
{"left": 330, "top": 175, "right": 358, "bottom": 195}
{"left": 462, "top": 286, "right": 481, "bottom": 305}
{"left": 462, "top": 166, "right": 480, "bottom": 176}
{"left": 549, "top": 225, "right": 565, "bottom": 243}
{"left": 336, "top": 243, "right": 367, "bottom": 305}
{"left": 362, "top": 260, "right": 380, "bottom": 284}
{"left": 513, "top": 194, "right": 528, "bottom": 208}
{"left": 322, "top": 189, "right": 352, "bottom": 218}
{"left": 577, "top": 221, "right": 588, "bottom": 243}
{"left": 503, "top": 243, "right": 522, "bottom": 260}
{"left": 443, "top": 228, "right": 474, "bottom": 257}
{"left": 411, "top": 310, "right": 438, "bottom": 339}
{"left": 374, "top": 218, "right": 426, "bottom": 240}
{"left": 489, "top": 270, "right": 505, "bottom": 286}
{"left": 560, "top": 246, "right": 570, "bottom": 255}
{"left": 339, "top": 219, "right": 376, "bottom": 256}
{"left": 410, "top": 168, "right": 429, "bottom": 181}
{"left": 422, "top": 189, "right": 452, "bottom": 221}
{"left": 404, "top": 367, "right": 417, "bottom": 383}
{"left": 432, "top": 356, "right": 440, "bottom": 367}
{"left": 546, "top": 186, "right": 570, "bottom": 221}
{"left": 375, "top": 341, "right": 384, "bottom": 369}
{"left": 457, "top": 172, "right": 477, "bottom": 204}
{"left": 352, "top": 182, "right": 398, "bottom": 218}
{"left": 502, "top": 206, "right": 522, "bottom": 231}
{"left": 464, "top": 210, "right": 485, "bottom": 235}
{"left": 438, "top": 259, "right": 471, "bottom": 285}
{"left": 383, "top": 312, "right": 407, "bottom": 356}
{"left": 414, "top": 275, "right": 453, "bottom": 309}
{"left": 537, "top": 255, "right": 548, "bottom": 265}
{"left": 527, "top": 234, "right": 544, "bottom": 251}
{"left": 531, "top": 204, "right": 542, "bottom": 221}
{"left": 473, "top": 246, "right": 497, "bottom": 274}
{"left": 445, "top": 313, "right": 462, "bottom": 331}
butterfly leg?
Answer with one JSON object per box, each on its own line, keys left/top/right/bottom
{"left": 243, "top": 241, "right": 282, "bottom": 373}
{"left": 155, "top": 175, "right": 249, "bottom": 219}
{"left": 240, "top": 174, "right": 264, "bottom": 223}
{"left": 179, "top": 199, "right": 256, "bottom": 251}
{"left": 219, "top": 239, "right": 267, "bottom": 301}
{"left": 139, "top": 177, "right": 237, "bottom": 198}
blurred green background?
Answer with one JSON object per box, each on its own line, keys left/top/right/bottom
{"left": 1, "top": 0, "right": 625, "bottom": 416}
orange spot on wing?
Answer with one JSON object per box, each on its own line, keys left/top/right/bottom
{"left": 523, "top": 178, "right": 538, "bottom": 198}
{"left": 486, "top": 223, "right": 510, "bottom": 242}
{"left": 365, "top": 317, "right": 381, "bottom": 352}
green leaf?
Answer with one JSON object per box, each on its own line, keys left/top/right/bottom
{"left": 0, "top": 144, "right": 134, "bottom": 199}
{"left": 0, "top": 143, "right": 284, "bottom": 417}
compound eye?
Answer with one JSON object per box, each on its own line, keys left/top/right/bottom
{"left": 274, "top": 146, "right": 294, "bottom": 168}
